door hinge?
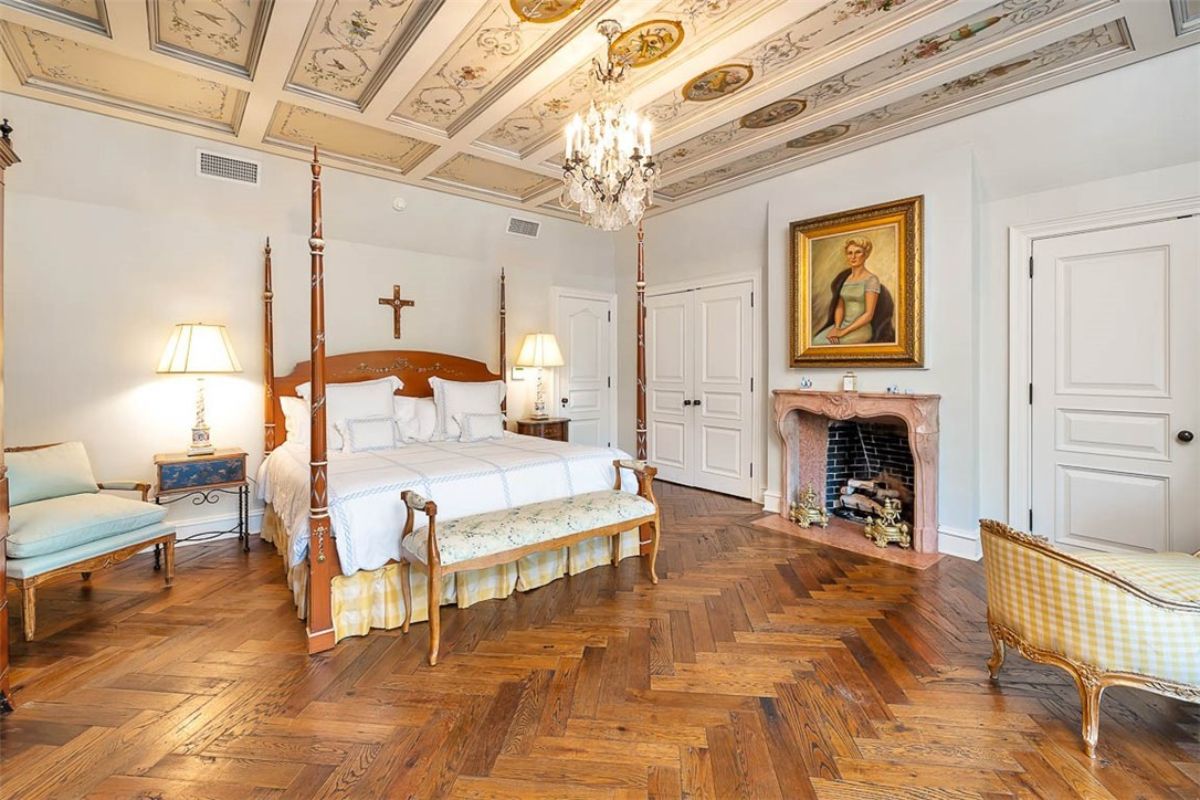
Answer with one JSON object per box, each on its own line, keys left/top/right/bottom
{"left": 1028, "top": 509, "right": 1033, "bottom": 530}
{"left": 750, "top": 377, "right": 754, "bottom": 392}
{"left": 1028, "top": 255, "right": 1034, "bottom": 278}
{"left": 750, "top": 291, "right": 754, "bottom": 308}
{"left": 607, "top": 310, "right": 611, "bottom": 322}
{"left": 607, "top": 376, "right": 611, "bottom": 388}
{"left": 750, "top": 462, "right": 753, "bottom": 478}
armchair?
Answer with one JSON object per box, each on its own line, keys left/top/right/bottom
{"left": 5, "top": 442, "right": 175, "bottom": 640}
{"left": 980, "top": 520, "right": 1200, "bottom": 758}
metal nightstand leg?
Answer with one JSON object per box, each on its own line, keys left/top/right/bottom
{"left": 240, "top": 484, "right": 250, "bottom": 552}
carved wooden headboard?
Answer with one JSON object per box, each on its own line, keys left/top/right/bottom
{"left": 271, "top": 350, "right": 500, "bottom": 435}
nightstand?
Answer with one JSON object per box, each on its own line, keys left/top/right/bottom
{"left": 516, "top": 417, "right": 570, "bottom": 442}
{"left": 153, "top": 448, "right": 250, "bottom": 562}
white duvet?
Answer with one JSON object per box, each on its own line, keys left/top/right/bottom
{"left": 257, "top": 433, "right": 635, "bottom": 576}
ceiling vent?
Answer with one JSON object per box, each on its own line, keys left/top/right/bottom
{"left": 506, "top": 216, "right": 540, "bottom": 239}
{"left": 196, "top": 149, "right": 260, "bottom": 187}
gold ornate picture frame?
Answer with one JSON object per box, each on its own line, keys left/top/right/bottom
{"left": 789, "top": 195, "right": 924, "bottom": 368}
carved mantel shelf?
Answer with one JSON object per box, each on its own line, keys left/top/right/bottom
{"left": 773, "top": 390, "right": 941, "bottom": 552}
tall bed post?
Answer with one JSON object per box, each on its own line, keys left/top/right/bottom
{"left": 636, "top": 220, "right": 647, "bottom": 460}
{"left": 263, "top": 238, "right": 276, "bottom": 454}
{"left": 307, "top": 147, "right": 335, "bottom": 653}
{"left": 499, "top": 267, "right": 507, "bottom": 413}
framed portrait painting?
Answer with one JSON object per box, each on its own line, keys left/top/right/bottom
{"left": 789, "top": 195, "right": 924, "bottom": 368}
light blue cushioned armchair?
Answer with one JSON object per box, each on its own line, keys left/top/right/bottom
{"left": 5, "top": 442, "right": 176, "bottom": 640}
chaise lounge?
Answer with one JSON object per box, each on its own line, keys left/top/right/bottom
{"left": 5, "top": 442, "right": 176, "bottom": 640}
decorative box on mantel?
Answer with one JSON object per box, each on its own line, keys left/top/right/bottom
{"left": 773, "top": 390, "right": 940, "bottom": 552}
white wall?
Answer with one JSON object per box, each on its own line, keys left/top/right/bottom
{"left": 2, "top": 94, "right": 615, "bottom": 532}
{"left": 617, "top": 46, "right": 1200, "bottom": 557}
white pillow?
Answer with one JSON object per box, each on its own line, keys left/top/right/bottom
{"left": 339, "top": 417, "right": 399, "bottom": 452}
{"left": 455, "top": 413, "right": 506, "bottom": 443}
{"left": 430, "top": 378, "right": 506, "bottom": 440}
{"left": 296, "top": 376, "right": 401, "bottom": 450}
{"left": 280, "top": 396, "right": 309, "bottom": 445}
{"left": 6, "top": 441, "right": 99, "bottom": 506}
{"left": 404, "top": 398, "right": 438, "bottom": 442}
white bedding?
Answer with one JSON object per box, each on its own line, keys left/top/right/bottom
{"left": 257, "top": 433, "right": 635, "bottom": 576}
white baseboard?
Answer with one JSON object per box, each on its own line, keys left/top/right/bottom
{"left": 938, "top": 525, "right": 981, "bottom": 560}
{"left": 762, "top": 491, "right": 781, "bottom": 514}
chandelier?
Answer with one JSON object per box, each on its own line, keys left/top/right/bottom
{"left": 560, "top": 20, "right": 658, "bottom": 231}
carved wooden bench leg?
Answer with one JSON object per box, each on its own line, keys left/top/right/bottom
{"left": 400, "top": 558, "right": 412, "bottom": 634}
{"left": 163, "top": 537, "right": 176, "bottom": 588}
{"left": 427, "top": 565, "right": 442, "bottom": 666}
{"left": 611, "top": 532, "right": 621, "bottom": 568}
{"left": 21, "top": 584, "right": 36, "bottom": 642}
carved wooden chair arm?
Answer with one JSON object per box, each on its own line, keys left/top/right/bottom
{"left": 98, "top": 481, "right": 152, "bottom": 502}
{"left": 613, "top": 459, "right": 658, "bottom": 499}
{"left": 402, "top": 490, "right": 435, "bottom": 515}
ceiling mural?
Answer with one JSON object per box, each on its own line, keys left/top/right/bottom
{"left": 0, "top": 0, "right": 107, "bottom": 34}
{"left": 429, "top": 153, "right": 559, "bottom": 200}
{"left": 0, "top": 22, "right": 245, "bottom": 132}
{"left": 656, "top": 0, "right": 1099, "bottom": 173}
{"left": 286, "top": 0, "right": 440, "bottom": 109}
{"left": 390, "top": 0, "right": 605, "bottom": 133}
{"left": 637, "top": 0, "right": 940, "bottom": 136}
{"left": 657, "top": 21, "right": 1132, "bottom": 200}
{"left": 0, "top": 0, "right": 1186, "bottom": 218}
{"left": 265, "top": 102, "right": 435, "bottom": 173}
{"left": 149, "top": 0, "right": 273, "bottom": 78}
{"left": 476, "top": 0, "right": 789, "bottom": 158}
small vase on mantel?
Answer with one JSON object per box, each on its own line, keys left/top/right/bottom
{"left": 842, "top": 371, "right": 858, "bottom": 392}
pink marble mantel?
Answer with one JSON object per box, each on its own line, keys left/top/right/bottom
{"left": 773, "top": 390, "right": 941, "bottom": 553}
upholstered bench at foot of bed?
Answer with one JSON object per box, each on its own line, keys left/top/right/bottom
{"left": 399, "top": 459, "right": 660, "bottom": 665}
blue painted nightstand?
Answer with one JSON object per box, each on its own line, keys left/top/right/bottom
{"left": 153, "top": 448, "right": 250, "bottom": 562}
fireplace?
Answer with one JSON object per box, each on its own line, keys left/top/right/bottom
{"left": 826, "top": 420, "right": 915, "bottom": 523}
{"left": 773, "top": 390, "right": 941, "bottom": 552}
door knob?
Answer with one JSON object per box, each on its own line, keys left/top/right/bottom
{"left": 683, "top": 399, "right": 693, "bottom": 407}
{"left": 1179, "top": 430, "right": 1195, "bottom": 443}
{"left": 560, "top": 397, "right": 569, "bottom": 407}
{"left": 693, "top": 399, "right": 701, "bottom": 408}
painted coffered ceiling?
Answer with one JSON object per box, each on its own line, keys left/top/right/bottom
{"left": 0, "top": 0, "right": 1194, "bottom": 222}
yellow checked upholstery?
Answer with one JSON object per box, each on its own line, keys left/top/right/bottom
{"left": 980, "top": 520, "right": 1200, "bottom": 758}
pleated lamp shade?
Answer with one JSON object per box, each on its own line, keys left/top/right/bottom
{"left": 515, "top": 333, "right": 564, "bottom": 368}
{"left": 157, "top": 323, "right": 242, "bottom": 374}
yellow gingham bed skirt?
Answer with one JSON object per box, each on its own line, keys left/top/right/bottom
{"left": 261, "top": 505, "right": 641, "bottom": 643}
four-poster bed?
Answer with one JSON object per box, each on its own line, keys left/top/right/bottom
{"left": 259, "top": 149, "right": 653, "bottom": 654}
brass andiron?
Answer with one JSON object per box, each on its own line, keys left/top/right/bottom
{"left": 789, "top": 484, "right": 829, "bottom": 529}
{"left": 864, "top": 497, "right": 912, "bottom": 548}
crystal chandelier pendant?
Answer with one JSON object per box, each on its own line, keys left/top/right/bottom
{"left": 560, "top": 20, "right": 658, "bottom": 232}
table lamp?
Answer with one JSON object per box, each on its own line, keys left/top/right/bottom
{"left": 516, "top": 333, "right": 564, "bottom": 420}
{"left": 157, "top": 323, "right": 242, "bottom": 455}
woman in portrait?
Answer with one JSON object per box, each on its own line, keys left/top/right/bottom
{"left": 813, "top": 237, "right": 895, "bottom": 346}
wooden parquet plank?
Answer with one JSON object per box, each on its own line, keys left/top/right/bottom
{"left": 1, "top": 482, "right": 1196, "bottom": 798}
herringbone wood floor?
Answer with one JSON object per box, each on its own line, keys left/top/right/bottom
{"left": 1, "top": 484, "right": 1197, "bottom": 799}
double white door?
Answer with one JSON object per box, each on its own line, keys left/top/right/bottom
{"left": 554, "top": 293, "right": 613, "bottom": 447}
{"left": 646, "top": 282, "right": 754, "bottom": 497}
{"left": 1031, "top": 216, "right": 1199, "bottom": 553}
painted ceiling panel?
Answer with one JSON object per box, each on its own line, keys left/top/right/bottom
{"left": 149, "top": 0, "right": 273, "bottom": 78}
{"left": 430, "top": 152, "right": 559, "bottom": 200}
{"left": 0, "top": 0, "right": 107, "bottom": 34}
{"left": 390, "top": 0, "right": 607, "bottom": 133}
{"left": 286, "top": 0, "right": 440, "bottom": 108}
{"left": 477, "top": 0, "right": 791, "bottom": 158}
{"left": 0, "top": 22, "right": 245, "bottom": 132}
{"left": 655, "top": 0, "right": 1103, "bottom": 174}
{"left": 265, "top": 102, "right": 435, "bottom": 173}
{"left": 658, "top": 20, "right": 1132, "bottom": 200}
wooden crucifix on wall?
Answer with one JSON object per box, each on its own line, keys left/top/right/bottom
{"left": 378, "top": 285, "right": 415, "bottom": 339}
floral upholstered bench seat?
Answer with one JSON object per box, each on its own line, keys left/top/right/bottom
{"left": 399, "top": 459, "right": 661, "bottom": 665}
{"left": 401, "top": 490, "right": 655, "bottom": 568}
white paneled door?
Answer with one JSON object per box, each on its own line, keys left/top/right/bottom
{"left": 1031, "top": 216, "right": 1199, "bottom": 553}
{"left": 554, "top": 292, "right": 613, "bottom": 447}
{"left": 647, "top": 281, "right": 754, "bottom": 497}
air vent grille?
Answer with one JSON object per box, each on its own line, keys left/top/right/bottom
{"left": 197, "top": 150, "right": 260, "bottom": 186}
{"left": 506, "top": 216, "right": 540, "bottom": 238}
